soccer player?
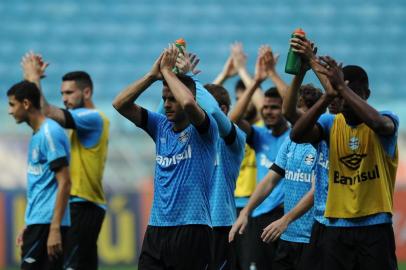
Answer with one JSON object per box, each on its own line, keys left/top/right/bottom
{"left": 113, "top": 45, "right": 218, "bottom": 270}
{"left": 213, "top": 44, "right": 264, "bottom": 270}
{"left": 229, "top": 46, "right": 290, "bottom": 270}
{"left": 230, "top": 78, "right": 322, "bottom": 269}
{"left": 160, "top": 50, "right": 246, "bottom": 270}
{"left": 8, "top": 81, "right": 71, "bottom": 270}
{"left": 290, "top": 56, "right": 399, "bottom": 270}
{"left": 202, "top": 84, "right": 246, "bottom": 270}
{"left": 22, "top": 53, "right": 109, "bottom": 270}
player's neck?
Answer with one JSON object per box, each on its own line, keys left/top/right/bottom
{"left": 270, "top": 122, "right": 289, "bottom": 137}
{"left": 173, "top": 118, "right": 190, "bottom": 132}
{"left": 28, "top": 111, "right": 46, "bottom": 132}
{"left": 84, "top": 99, "right": 95, "bottom": 109}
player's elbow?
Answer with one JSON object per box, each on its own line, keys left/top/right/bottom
{"left": 181, "top": 98, "right": 198, "bottom": 111}
{"left": 290, "top": 129, "right": 306, "bottom": 143}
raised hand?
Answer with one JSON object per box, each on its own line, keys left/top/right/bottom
{"left": 261, "top": 45, "right": 280, "bottom": 76}
{"left": 160, "top": 44, "right": 179, "bottom": 73}
{"left": 175, "top": 51, "right": 201, "bottom": 75}
{"left": 315, "top": 56, "right": 345, "bottom": 92}
{"left": 254, "top": 45, "right": 269, "bottom": 83}
{"left": 231, "top": 42, "right": 247, "bottom": 71}
{"left": 21, "top": 51, "right": 49, "bottom": 82}
{"left": 290, "top": 36, "right": 317, "bottom": 72}
{"left": 149, "top": 52, "right": 164, "bottom": 80}
{"left": 260, "top": 216, "right": 289, "bottom": 243}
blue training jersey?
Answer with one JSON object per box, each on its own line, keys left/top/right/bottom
{"left": 314, "top": 111, "right": 399, "bottom": 226}
{"left": 248, "top": 126, "right": 290, "bottom": 217}
{"left": 140, "top": 109, "right": 218, "bottom": 226}
{"left": 209, "top": 124, "right": 246, "bottom": 227}
{"left": 272, "top": 137, "right": 315, "bottom": 243}
{"left": 26, "top": 118, "right": 70, "bottom": 226}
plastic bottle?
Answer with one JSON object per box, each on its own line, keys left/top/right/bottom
{"left": 173, "top": 38, "right": 186, "bottom": 74}
{"left": 285, "top": 28, "right": 306, "bottom": 75}
{"left": 249, "top": 262, "right": 257, "bottom": 270}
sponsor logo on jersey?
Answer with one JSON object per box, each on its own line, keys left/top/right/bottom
{"left": 156, "top": 145, "right": 192, "bottom": 167}
{"left": 333, "top": 165, "right": 380, "bottom": 185}
{"left": 285, "top": 169, "right": 315, "bottom": 183}
{"left": 318, "top": 152, "right": 329, "bottom": 170}
{"left": 339, "top": 153, "right": 367, "bottom": 170}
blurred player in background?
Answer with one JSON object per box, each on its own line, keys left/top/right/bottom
{"left": 22, "top": 53, "right": 109, "bottom": 270}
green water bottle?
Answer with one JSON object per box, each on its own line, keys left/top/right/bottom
{"left": 173, "top": 38, "right": 186, "bottom": 74}
{"left": 285, "top": 28, "right": 306, "bottom": 75}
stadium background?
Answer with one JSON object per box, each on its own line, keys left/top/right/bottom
{"left": 0, "top": 0, "right": 405, "bottom": 269}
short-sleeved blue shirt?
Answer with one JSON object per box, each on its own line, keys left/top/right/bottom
{"left": 249, "top": 126, "right": 290, "bottom": 217}
{"left": 26, "top": 118, "right": 70, "bottom": 226}
{"left": 141, "top": 110, "right": 218, "bottom": 226}
{"left": 209, "top": 125, "right": 246, "bottom": 226}
{"left": 273, "top": 137, "right": 315, "bottom": 243}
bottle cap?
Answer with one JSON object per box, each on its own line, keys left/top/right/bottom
{"left": 175, "top": 38, "right": 186, "bottom": 46}
{"left": 293, "top": 28, "right": 306, "bottom": 36}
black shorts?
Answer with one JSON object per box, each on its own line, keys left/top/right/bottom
{"left": 21, "top": 224, "right": 68, "bottom": 270}
{"left": 210, "top": 226, "right": 235, "bottom": 270}
{"left": 299, "top": 221, "right": 398, "bottom": 270}
{"left": 63, "top": 202, "right": 106, "bottom": 270}
{"left": 233, "top": 207, "right": 255, "bottom": 270}
{"left": 250, "top": 206, "right": 284, "bottom": 270}
{"left": 272, "top": 239, "right": 308, "bottom": 270}
{"left": 139, "top": 225, "right": 211, "bottom": 270}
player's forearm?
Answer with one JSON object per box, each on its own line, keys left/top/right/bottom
{"left": 113, "top": 73, "right": 156, "bottom": 111}
{"left": 268, "top": 70, "right": 289, "bottom": 99}
{"left": 283, "top": 188, "right": 314, "bottom": 225}
{"left": 212, "top": 72, "right": 227, "bottom": 86}
{"left": 51, "top": 167, "right": 71, "bottom": 229}
{"left": 195, "top": 82, "right": 231, "bottom": 137}
{"left": 290, "top": 94, "right": 331, "bottom": 143}
{"left": 282, "top": 71, "right": 305, "bottom": 124}
{"left": 337, "top": 84, "right": 394, "bottom": 135}
{"left": 310, "top": 58, "right": 335, "bottom": 96}
{"left": 229, "top": 79, "right": 261, "bottom": 123}
{"left": 243, "top": 172, "right": 280, "bottom": 215}
{"left": 161, "top": 70, "right": 196, "bottom": 109}
{"left": 237, "top": 67, "right": 253, "bottom": 88}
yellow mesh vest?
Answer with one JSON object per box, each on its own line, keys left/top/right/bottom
{"left": 234, "top": 144, "right": 257, "bottom": 197}
{"left": 69, "top": 111, "right": 110, "bottom": 204}
{"left": 325, "top": 114, "right": 398, "bottom": 218}
{"left": 234, "top": 120, "right": 263, "bottom": 197}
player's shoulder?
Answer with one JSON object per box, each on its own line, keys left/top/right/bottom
{"left": 379, "top": 110, "right": 399, "bottom": 123}
{"left": 70, "top": 107, "right": 102, "bottom": 119}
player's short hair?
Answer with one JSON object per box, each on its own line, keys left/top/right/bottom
{"left": 62, "top": 71, "right": 93, "bottom": 92}
{"left": 163, "top": 74, "right": 196, "bottom": 97}
{"left": 235, "top": 79, "right": 246, "bottom": 92}
{"left": 264, "top": 87, "right": 282, "bottom": 99}
{"left": 7, "top": 80, "right": 41, "bottom": 110}
{"left": 343, "top": 65, "right": 370, "bottom": 94}
{"left": 204, "top": 84, "right": 231, "bottom": 111}
{"left": 299, "top": 84, "right": 323, "bottom": 109}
